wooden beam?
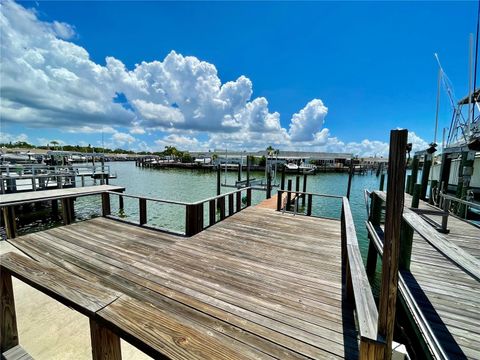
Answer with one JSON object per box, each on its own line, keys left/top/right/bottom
{"left": 2, "top": 207, "right": 16, "bottom": 239}
{"left": 90, "top": 318, "right": 122, "bottom": 360}
{"left": 0, "top": 270, "right": 19, "bottom": 353}
{"left": 139, "top": 198, "right": 147, "bottom": 226}
{"left": 377, "top": 129, "right": 408, "bottom": 360}
{"left": 102, "top": 193, "right": 111, "bottom": 217}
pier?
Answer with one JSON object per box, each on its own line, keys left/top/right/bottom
{"left": 0, "top": 178, "right": 394, "bottom": 359}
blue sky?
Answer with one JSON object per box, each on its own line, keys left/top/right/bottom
{"left": 0, "top": 1, "right": 478, "bottom": 155}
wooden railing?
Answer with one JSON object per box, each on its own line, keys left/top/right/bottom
{"left": 341, "top": 197, "right": 386, "bottom": 358}
{"left": 276, "top": 189, "right": 343, "bottom": 217}
{"left": 103, "top": 187, "right": 252, "bottom": 236}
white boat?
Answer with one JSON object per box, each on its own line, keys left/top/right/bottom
{"left": 285, "top": 163, "right": 298, "bottom": 170}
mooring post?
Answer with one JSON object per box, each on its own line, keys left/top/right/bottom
{"left": 277, "top": 190, "right": 283, "bottom": 211}
{"left": 366, "top": 193, "right": 382, "bottom": 277}
{"left": 295, "top": 175, "right": 300, "bottom": 196}
{"left": 409, "top": 155, "right": 419, "bottom": 195}
{"left": 346, "top": 161, "right": 353, "bottom": 199}
{"left": 411, "top": 183, "right": 421, "bottom": 209}
{"left": 139, "top": 198, "right": 147, "bottom": 226}
{"left": 90, "top": 318, "right": 122, "bottom": 360}
{"left": 216, "top": 165, "right": 221, "bottom": 196}
{"left": 377, "top": 129, "right": 407, "bottom": 360}
{"left": 266, "top": 171, "right": 272, "bottom": 199}
{"left": 405, "top": 175, "right": 411, "bottom": 194}
{"left": 246, "top": 188, "right": 252, "bottom": 207}
{"left": 246, "top": 156, "right": 251, "bottom": 187}
{"left": 302, "top": 174, "right": 307, "bottom": 206}
{"left": 101, "top": 193, "right": 111, "bottom": 217}
{"left": 286, "top": 179, "right": 292, "bottom": 210}
{"left": 119, "top": 195, "right": 124, "bottom": 212}
{"left": 51, "top": 199, "right": 59, "bottom": 220}
{"left": 429, "top": 180, "right": 438, "bottom": 205}
{"left": 237, "top": 163, "right": 241, "bottom": 182}
{"left": 379, "top": 173, "right": 385, "bottom": 191}
{"left": 0, "top": 270, "right": 19, "bottom": 353}
{"left": 281, "top": 165, "right": 286, "bottom": 190}
{"left": 420, "top": 154, "right": 432, "bottom": 200}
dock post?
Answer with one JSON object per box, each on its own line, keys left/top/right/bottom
{"left": 306, "top": 194, "right": 313, "bottom": 216}
{"left": 266, "top": 171, "right": 272, "bottom": 199}
{"left": 0, "top": 270, "right": 19, "bottom": 353}
{"left": 366, "top": 193, "right": 382, "bottom": 277}
{"left": 246, "top": 188, "right": 252, "bottom": 207}
{"left": 119, "top": 195, "right": 124, "bottom": 212}
{"left": 302, "top": 174, "right": 307, "bottom": 206}
{"left": 429, "top": 180, "right": 438, "bottom": 204}
{"left": 276, "top": 190, "right": 283, "bottom": 211}
{"left": 379, "top": 173, "right": 385, "bottom": 191}
{"left": 295, "top": 175, "right": 300, "bottom": 195}
{"left": 61, "top": 198, "right": 73, "bottom": 225}
{"left": 139, "top": 198, "right": 147, "bottom": 226}
{"left": 405, "top": 175, "right": 411, "bottom": 194}
{"left": 246, "top": 156, "right": 251, "bottom": 187}
{"left": 1, "top": 207, "right": 16, "bottom": 239}
{"left": 409, "top": 155, "right": 419, "bottom": 195}
{"left": 286, "top": 179, "right": 292, "bottom": 210}
{"left": 377, "top": 129, "right": 407, "bottom": 360}
{"left": 439, "top": 152, "right": 451, "bottom": 195}
{"left": 102, "top": 193, "right": 111, "bottom": 217}
{"left": 216, "top": 166, "right": 221, "bottom": 196}
{"left": 228, "top": 193, "right": 234, "bottom": 215}
{"left": 237, "top": 164, "right": 241, "bottom": 182}
{"left": 51, "top": 200, "right": 59, "bottom": 220}
{"left": 411, "top": 183, "right": 421, "bottom": 209}
{"left": 346, "top": 162, "right": 353, "bottom": 199}
{"left": 281, "top": 165, "right": 285, "bottom": 190}
{"left": 420, "top": 154, "right": 432, "bottom": 200}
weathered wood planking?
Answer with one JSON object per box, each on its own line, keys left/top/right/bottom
{"left": 9, "top": 207, "right": 359, "bottom": 359}
{"left": 0, "top": 185, "right": 125, "bottom": 207}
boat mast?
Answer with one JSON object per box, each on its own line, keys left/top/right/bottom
{"left": 468, "top": 33, "right": 474, "bottom": 140}
{"left": 434, "top": 65, "right": 441, "bottom": 145}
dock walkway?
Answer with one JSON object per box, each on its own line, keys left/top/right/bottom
{"left": 7, "top": 206, "right": 359, "bottom": 359}
{"left": 369, "top": 191, "right": 480, "bottom": 360}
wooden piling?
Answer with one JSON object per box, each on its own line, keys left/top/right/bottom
{"left": 420, "top": 154, "right": 432, "bottom": 200}
{"left": 51, "top": 199, "right": 59, "bottom": 220}
{"left": 102, "top": 193, "right": 111, "bottom": 217}
{"left": 302, "top": 174, "right": 307, "bottom": 206}
{"left": 377, "top": 129, "right": 407, "bottom": 360}
{"left": 379, "top": 173, "right": 385, "bottom": 191}
{"left": 139, "top": 198, "right": 147, "bottom": 225}
{"left": 286, "top": 179, "right": 292, "bottom": 210}
{"left": 266, "top": 171, "right": 272, "bottom": 199}
{"left": 237, "top": 164, "right": 241, "bottom": 182}
{"left": 281, "top": 165, "right": 286, "bottom": 190}
{"left": 306, "top": 194, "right": 313, "bottom": 216}
{"left": 346, "top": 162, "right": 353, "bottom": 199}
{"left": 366, "top": 193, "right": 382, "bottom": 277}
{"left": 0, "top": 270, "right": 19, "bottom": 353}
{"left": 409, "top": 155, "right": 419, "bottom": 195}
{"left": 246, "top": 156, "right": 251, "bottom": 186}
{"left": 119, "top": 195, "right": 124, "bottom": 212}
{"left": 405, "top": 175, "right": 411, "bottom": 194}
{"left": 216, "top": 166, "right": 221, "bottom": 196}
{"left": 411, "top": 183, "right": 421, "bottom": 209}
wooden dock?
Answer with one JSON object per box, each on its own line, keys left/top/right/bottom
{"left": 5, "top": 206, "right": 360, "bottom": 359}
{"left": 366, "top": 190, "right": 480, "bottom": 360}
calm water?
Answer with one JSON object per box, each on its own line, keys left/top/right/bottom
{"left": 64, "top": 162, "right": 382, "bottom": 256}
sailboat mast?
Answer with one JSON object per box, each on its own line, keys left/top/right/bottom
{"left": 434, "top": 66, "right": 441, "bottom": 145}
{"left": 468, "top": 33, "right": 474, "bottom": 139}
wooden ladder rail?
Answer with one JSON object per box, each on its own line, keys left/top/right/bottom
{"left": 0, "top": 252, "right": 122, "bottom": 360}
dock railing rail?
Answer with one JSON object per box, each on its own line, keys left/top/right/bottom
{"left": 104, "top": 187, "right": 252, "bottom": 236}
{"left": 0, "top": 164, "right": 112, "bottom": 193}
{"left": 439, "top": 192, "right": 480, "bottom": 227}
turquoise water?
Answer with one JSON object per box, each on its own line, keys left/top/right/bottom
{"left": 69, "top": 162, "right": 382, "bottom": 259}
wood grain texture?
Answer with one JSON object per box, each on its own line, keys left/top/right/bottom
{"left": 8, "top": 207, "right": 359, "bottom": 359}
{"left": 0, "top": 185, "right": 125, "bottom": 207}
{"left": 1, "top": 345, "right": 34, "bottom": 360}
{"left": 0, "top": 270, "right": 18, "bottom": 353}
{"left": 90, "top": 318, "right": 122, "bottom": 360}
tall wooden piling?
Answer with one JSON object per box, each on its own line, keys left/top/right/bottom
{"left": 366, "top": 194, "right": 382, "bottom": 277}
{"left": 346, "top": 162, "right": 353, "bottom": 199}
{"left": 280, "top": 165, "right": 285, "bottom": 190}
{"left": 246, "top": 156, "right": 251, "bottom": 187}
{"left": 286, "top": 179, "right": 292, "bottom": 210}
{"left": 420, "top": 154, "right": 432, "bottom": 200}
{"left": 302, "top": 174, "right": 307, "bottom": 206}
{"left": 0, "top": 270, "right": 19, "bottom": 353}
{"left": 216, "top": 166, "right": 221, "bottom": 196}
{"left": 266, "top": 171, "right": 272, "bottom": 199}
{"left": 377, "top": 129, "right": 407, "bottom": 360}
{"left": 429, "top": 180, "right": 438, "bottom": 205}
{"left": 379, "top": 173, "right": 385, "bottom": 191}
{"left": 409, "top": 155, "right": 419, "bottom": 195}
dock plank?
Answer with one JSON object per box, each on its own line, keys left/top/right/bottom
{"left": 8, "top": 207, "right": 358, "bottom": 359}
